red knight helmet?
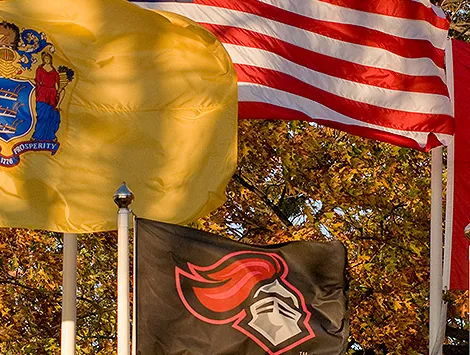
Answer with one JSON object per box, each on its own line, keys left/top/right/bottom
{"left": 175, "top": 251, "right": 315, "bottom": 355}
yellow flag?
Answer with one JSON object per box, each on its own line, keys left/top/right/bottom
{"left": 0, "top": 0, "right": 237, "bottom": 232}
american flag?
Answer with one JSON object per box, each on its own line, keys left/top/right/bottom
{"left": 130, "top": 0, "right": 453, "bottom": 150}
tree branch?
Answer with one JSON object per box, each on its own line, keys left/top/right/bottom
{"left": 233, "top": 173, "right": 293, "bottom": 227}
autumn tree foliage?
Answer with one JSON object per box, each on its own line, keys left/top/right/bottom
{"left": 0, "top": 1, "right": 470, "bottom": 354}
{"left": 197, "top": 120, "right": 468, "bottom": 354}
{"left": 0, "top": 230, "right": 118, "bottom": 354}
{"left": 1, "top": 120, "right": 468, "bottom": 354}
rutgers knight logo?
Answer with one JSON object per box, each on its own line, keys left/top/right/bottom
{"left": 176, "top": 251, "right": 315, "bottom": 355}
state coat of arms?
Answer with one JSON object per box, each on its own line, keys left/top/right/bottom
{"left": 0, "top": 20, "right": 74, "bottom": 167}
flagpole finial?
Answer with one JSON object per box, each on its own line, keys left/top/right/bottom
{"left": 114, "top": 182, "right": 134, "bottom": 209}
{"left": 465, "top": 223, "right": 470, "bottom": 241}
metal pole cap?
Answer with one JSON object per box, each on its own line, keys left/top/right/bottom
{"left": 465, "top": 222, "right": 470, "bottom": 241}
{"left": 114, "top": 182, "right": 134, "bottom": 209}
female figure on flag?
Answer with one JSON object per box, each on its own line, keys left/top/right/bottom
{"left": 32, "top": 51, "right": 60, "bottom": 141}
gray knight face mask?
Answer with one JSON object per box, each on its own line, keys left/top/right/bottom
{"left": 248, "top": 280, "right": 303, "bottom": 346}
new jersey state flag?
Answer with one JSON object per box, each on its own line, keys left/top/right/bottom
{"left": 136, "top": 218, "right": 349, "bottom": 355}
{"left": 0, "top": 0, "right": 237, "bottom": 232}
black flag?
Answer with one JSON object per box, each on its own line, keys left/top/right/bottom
{"left": 136, "top": 218, "right": 348, "bottom": 355}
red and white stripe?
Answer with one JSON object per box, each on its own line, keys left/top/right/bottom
{"left": 131, "top": 0, "right": 453, "bottom": 150}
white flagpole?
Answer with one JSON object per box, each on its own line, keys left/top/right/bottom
{"left": 430, "top": 146, "right": 444, "bottom": 355}
{"left": 443, "top": 37, "right": 455, "bottom": 293}
{"left": 440, "top": 37, "right": 456, "bottom": 355}
{"left": 114, "top": 183, "right": 134, "bottom": 355}
{"left": 61, "top": 233, "right": 77, "bottom": 355}
{"left": 440, "top": 138, "right": 454, "bottom": 353}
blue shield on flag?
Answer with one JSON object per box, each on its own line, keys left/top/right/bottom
{"left": 0, "top": 78, "right": 34, "bottom": 143}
